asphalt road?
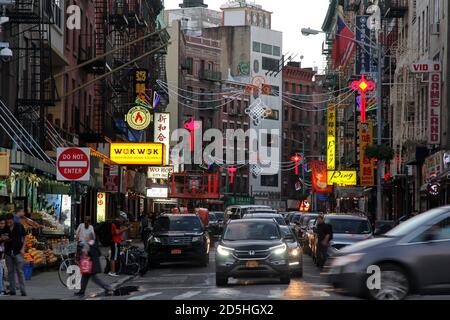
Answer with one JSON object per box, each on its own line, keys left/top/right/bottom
{"left": 85, "top": 244, "right": 450, "bottom": 301}
{"left": 89, "top": 246, "right": 353, "bottom": 301}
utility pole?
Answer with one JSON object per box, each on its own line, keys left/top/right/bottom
{"left": 376, "top": 43, "right": 383, "bottom": 221}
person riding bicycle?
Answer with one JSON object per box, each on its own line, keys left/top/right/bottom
{"left": 315, "top": 214, "right": 333, "bottom": 269}
{"left": 109, "top": 212, "right": 129, "bottom": 277}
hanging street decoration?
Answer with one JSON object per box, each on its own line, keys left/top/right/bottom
{"left": 228, "top": 167, "right": 237, "bottom": 184}
{"left": 125, "top": 106, "right": 152, "bottom": 131}
{"left": 184, "top": 118, "right": 201, "bottom": 152}
{"left": 351, "top": 74, "right": 375, "bottom": 123}
{"left": 291, "top": 154, "right": 303, "bottom": 175}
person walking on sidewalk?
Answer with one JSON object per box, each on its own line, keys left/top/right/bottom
{"left": 4, "top": 214, "right": 27, "bottom": 296}
{"left": 315, "top": 214, "right": 333, "bottom": 269}
{"left": 109, "top": 215, "right": 129, "bottom": 277}
{"left": 0, "top": 217, "right": 9, "bottom": 296}
{"left": 139, "top": 213, "right": 149, "bottom": 244}
{"left": 75, "top": 235, "right": 114, "bottom": 297}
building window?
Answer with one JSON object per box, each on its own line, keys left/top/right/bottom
{"left": 273, "top": 46, "right": 281, "bottom": 57}
{"left": 261, "top": 43, "right": 272, "bottom": 55}
{"left": 186, "top": 57, "right": 193, "bottom": 75}
{"left": 253, "top": 41, "right": 261, "bottom": 53}
{"left": 261, "top": 174, "right": 279, "bottom": 187}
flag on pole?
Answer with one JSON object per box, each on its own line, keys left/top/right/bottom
{"left": 332, "top": 14, "right": 356, "bottom": 69}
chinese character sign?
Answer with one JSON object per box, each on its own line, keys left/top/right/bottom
{"left": 154, "top": 113, "right": 170, "bottom": 165}
{"left": 327, "top": 104, "right": 336, "bottom": 171}
{"left": 134, "top": 69, "right": 148, "bottom": 99}
{"left": 359, "top": 121, "right": 374, "bottom": 187}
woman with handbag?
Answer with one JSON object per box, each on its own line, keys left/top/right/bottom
{"left": 75, "top": 235, "right": 114, "bottom": 297}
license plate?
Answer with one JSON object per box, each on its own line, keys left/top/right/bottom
{"left": 246, "top": 261, "right": 259, "bottom": 268}
{"left": 171, "top": 249, "right": 182, "bottom": 255}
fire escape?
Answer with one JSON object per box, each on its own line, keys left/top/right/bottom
{"left": 7, "top": 0, "right": 56, "bottom": 148}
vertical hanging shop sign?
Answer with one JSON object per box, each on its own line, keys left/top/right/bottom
{"left": 359, "top": 121, "right": 375, "bottom": 186}
{"left": 312, "top": 160, "right": 332, "bottom": 193}
{"left": 429, "top": 67, "right": 441, "bottom": 145}
{"left": 327, "top": 104, "right": 336, "bottom": 171}
{"left": 134, "top": 69, "right": 148, "bottom": 100}
{"left": 410, "top": 61, "right": 441, "bottom": 146}
{"left": 96, "top": 192, "right": 106, "bottom": 223}
{"left": 154, "top": 113, "right": 170, "bottom": 165}
{"left": 356, "top": 16, "right": 371, "bottom": 76}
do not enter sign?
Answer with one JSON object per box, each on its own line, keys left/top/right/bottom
{"left": 57, "top": 148, "right": 91, "bottom": 181}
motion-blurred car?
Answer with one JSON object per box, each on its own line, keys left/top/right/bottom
{"left": 280, "top": 225, "right": 303, "bottom": 277}
{"left": 325, "top": 206, "right": 450, "bottom": 300}
{"left": 215, "top": 219, "right": 291, "bottom": 286}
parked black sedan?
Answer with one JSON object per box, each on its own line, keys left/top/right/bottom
{"left": 147, "top": 214, "right": 210, "bottom": 267}
{"left": 215, "top": 219, "right": 291, "bottom": 286}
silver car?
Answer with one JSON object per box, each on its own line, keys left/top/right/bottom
{"left": 325, "top": 207, "right": 450, "bottom": 300}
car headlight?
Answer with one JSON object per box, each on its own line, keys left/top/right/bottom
{"left": 192, "top": 236, "right": 202, "bottom": 242}
{"left": 271, "top": 243, "right": 287, "bottom": 255}
{"left": 331, "top": 253, "right": 365, "bottom": 267}
{"left": 290, "top": 248, "right": 300, "bottom": 257}
{"left": 217, "top": 245, "right": 234, "bottom": 257}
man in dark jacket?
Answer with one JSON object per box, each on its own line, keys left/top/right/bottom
{"left": 315, "top": 214, "right": 333, "bottom": 268}
{"left": 75, "top": 236, "right": 114, "bottom": 297}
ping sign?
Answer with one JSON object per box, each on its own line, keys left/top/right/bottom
{"left": 57, "top": 148, "right": 90, "bottom": 181}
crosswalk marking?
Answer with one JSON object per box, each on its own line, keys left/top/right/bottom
{"left": 173, "top": 291, "right": 202, "bottom": 300}
{"left": 311, "top": 290, "right": 331, "bottom": 297}
{"left": 128, "top": 292, "right": 163, "bottom": 300}
{"left": 268, "top": 289, "right": 285, "bottom": 299}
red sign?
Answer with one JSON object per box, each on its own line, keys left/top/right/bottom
{"left": 57, "top": 148, "right": 90, "bottom": 181}
{"left": 312, "top": 161, "right": 332, "bottom": 194}
{"left": 429, "top": 70, "right": 441, "bottom": 145}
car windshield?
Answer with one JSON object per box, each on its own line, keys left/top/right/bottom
{"left": 208, "top": 213, "right": 218, "bottom": 221}
{"left": 302, "top": 216, "right": 317, "bottom": 227}
{"left": 154, "top": 216, "right": 203, "bottom": 232}
{"left": 326, "top": 218, "right": 372, "bottom": 234}
{"left": 386, "top": 208, "right": 449, "bottom": 237}
{"left": 292, "top": 214, "right": 302, "bottom": 223}
{"left": 224, "top": 221, "right": 280, "bottom": 241}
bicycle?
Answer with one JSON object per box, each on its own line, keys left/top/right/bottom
{"left": 54, "top": 242, "right": 79, "bottom": 288}
{"left": 117, "top": 240, "right": 142, "bottom": 276}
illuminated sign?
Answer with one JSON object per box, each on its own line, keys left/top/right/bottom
{"left": 351, "top": 74, "right": 375, "bottom": 123}
{"left": 154, "top": 113, "right": 170, "bottom": 164}
{"left": 146, "top": 187, "right": 169, "bottom": 199}
{"left": 359, "top": 121, "right": 374, "bottom": 186}
{"left": 96, "top": 192, "right": 106, "bottom": 223}
{"left": 110, "top": 143, "right": 165, "bottom": 165}
{"left": 126, "top": 106, "right": 152, "bottom": 131}
{"left": 312, "top": 160, "right": 332, "bottom": 193}
{"left": 147, "top": 166, "right": 174, "bottom": 179}
{"left": 299, "top": 200, "right": 311, "bottom": 212}
{"left": 327, "top": 171, "right": 357, "bottom": 186}
{"left": 327, "top": 104, "right": 336, "bottom": 171}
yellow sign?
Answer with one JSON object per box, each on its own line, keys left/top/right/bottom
{"left": 327, "top": 104, "right": 336, "bottom": 171}
{"left": 327, "top": 171, "right": 357, "bottom": 186}
{"left": 96, "top": 192, "right": 106, "bottom": 223}
{"left": 126, "top": 106, "right": 152, "bottom": 131}
{"left": 110, "top": 143, "right": 165, "bottom": 165}
{"left": 359, "top": 121, "right": 374, "bottom": 186}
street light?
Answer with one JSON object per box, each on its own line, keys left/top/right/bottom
{"left": 301, "top": 26, "right": 384, "bottom": 221}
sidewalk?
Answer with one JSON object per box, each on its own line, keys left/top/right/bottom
{"left": 0, "top": 243, "right": 142, "bottom": 300}
{"left": 0, "top": 269, "right": 133, "bottom": 300}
